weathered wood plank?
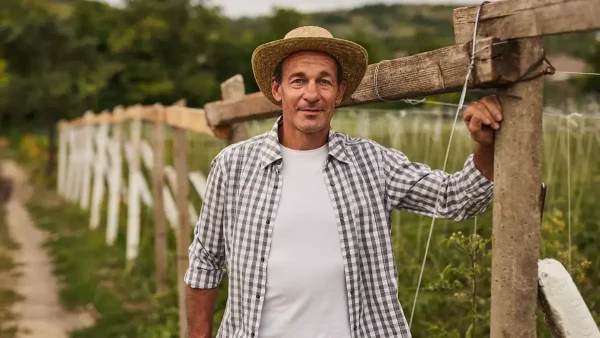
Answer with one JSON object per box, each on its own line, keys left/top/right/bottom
{"left": 204, "top": 91, "right": 280, "bottom": 127}
{"left": 164, "top": 106, "right": 214, "bottom": 136}
{"left": 454, "top": 0, "right": 600, "bottom": 44}
{"left": 346, "top": 37, "right": 519, "bottom": 105}
{"left": 204, "top": 37, "right": 517, "bottom": 127}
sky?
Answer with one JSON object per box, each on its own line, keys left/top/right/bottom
{"left": 100, "top": 0, "right": 483, "bottom": 18}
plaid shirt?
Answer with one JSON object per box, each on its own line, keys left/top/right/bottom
{"left": 185, "top": 116, "right": 494, "bottom": 338}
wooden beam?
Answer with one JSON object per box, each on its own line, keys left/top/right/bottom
{"left": 491, "top": 36, "right": 544, "bottom": 337}
{"left": 164, "top": 106, "right": 214, "bottom": 136}
{"left": 205, "top": 91, "right": 279, "bottom": 127}
{"left": 454, "top": 0, "right": 600, "bottom": 45}
{"left": 204, "top": 37, "right": 517, "bottom": 127}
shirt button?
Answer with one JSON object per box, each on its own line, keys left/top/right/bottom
{"left": 350, "top": 288, "right": 355, "bottom": 294}
{"left": 274, "top": 185, "right": 278, "bottom": 189}
{"left": 251, "top": 332, "right": 255, "bottom": 337}
{"left": 266, "top": 220, "right": 270, "bottom": 224}
{"left": 256, "top": 293, "right": 260, "bottom": 299}
{"left": 353, "top": 325, "right": 358, "bottom": 330}
{"left": 346, "top": 253, "right": 350, "bottom": 259}
{"left": 261, "top": 257, "right": 265, "bottom": 262}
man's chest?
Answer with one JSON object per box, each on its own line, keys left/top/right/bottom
{"left": 223, "top": 161, "right": 389, "bottom": 269}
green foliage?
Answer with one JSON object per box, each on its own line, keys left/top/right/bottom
{"left": 0, "top": 0, "right": 597, "bottom": 132}
{"left": 423, "top": 231, "right": 491, "bottom": 337}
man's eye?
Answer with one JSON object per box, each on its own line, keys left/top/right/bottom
{"left": 320, "top": 79, "right": 332, "bottom": 85}
{"left": 292, "top": 79, "right": 304, "bottom": 84}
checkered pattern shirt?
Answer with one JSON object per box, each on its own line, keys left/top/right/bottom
{"left": 185, "top": 116, "right": 494, "bottom": 338}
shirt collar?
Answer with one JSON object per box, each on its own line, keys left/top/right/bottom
{"left": 260, "top": 115, "right": 349, "bottom": 168}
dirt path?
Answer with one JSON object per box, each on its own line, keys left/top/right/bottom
{"left": 1, "top": 160, "right": 93, "bottom": 338}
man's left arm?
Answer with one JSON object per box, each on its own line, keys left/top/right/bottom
{"left": 384, "top": 95, "right": 502, "bottom": 221}
{"left": 384, "top": 149, "right": 494, "bottom": 221}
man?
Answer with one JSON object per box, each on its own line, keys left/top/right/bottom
{"left": 185, "top": 26, "right": 502, "bottom": 338}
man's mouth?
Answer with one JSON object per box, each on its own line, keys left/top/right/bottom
{"left": 298, "top": 108, "right": 323, "bottom": 113}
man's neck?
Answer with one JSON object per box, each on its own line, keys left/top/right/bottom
{"left": 279, "top": 123, "right": 329, "bottom": 151}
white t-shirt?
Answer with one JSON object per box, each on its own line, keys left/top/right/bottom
{"left": 258, "top": 143, "right": 352, "bottom": 338}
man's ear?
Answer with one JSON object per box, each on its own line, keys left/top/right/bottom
{"left": 271, "top": 77, "right": 282, "bottom": 103}
{"left": 335, "top": 80, "right": 347, "bottom": 105}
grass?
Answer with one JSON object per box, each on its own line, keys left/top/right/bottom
{"left": 28, "top": 191, "right": 148, "bottom": 337}
{"left": 26, "top": 186, "right": 229, "bottom": 338}
{"left": 0, "top": 178, "right": 22, "bottom": 338}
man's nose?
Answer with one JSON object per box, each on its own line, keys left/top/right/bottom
{"left": 303, "top": 80, "right": 319, "bottom": 103}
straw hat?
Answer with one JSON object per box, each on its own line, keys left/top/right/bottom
{"left": 252, "top": 26, "right": 368, "bottom": 106}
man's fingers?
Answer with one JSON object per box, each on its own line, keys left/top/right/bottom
{"left": 469, "top": 115, "right": 482, "bottom": 132}
{"left": 468, "top": 116, "right": 486, "bottom": 143}
{"left": 473, "top": 101, "right": 499, "bottom": 130}
{"left": 480, "top": 95, "right": 503, "bottom": 122}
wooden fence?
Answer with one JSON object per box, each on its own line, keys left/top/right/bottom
{"left": 54, "top": 0, "right": 600, "bottom": 337}
{"left": 56, "top": 100, "right": 222, "bottom": 337}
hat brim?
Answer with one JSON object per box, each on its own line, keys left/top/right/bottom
{"left": 252, "top": 37, "right": 368, "bottom": 106}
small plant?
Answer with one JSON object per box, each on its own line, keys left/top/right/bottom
{"left": 424, "top": 230, "right": 491, "bottom": 337}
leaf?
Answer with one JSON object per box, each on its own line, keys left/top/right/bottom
{"left": 465, "top": 322, "right": 474, "bottom": 338}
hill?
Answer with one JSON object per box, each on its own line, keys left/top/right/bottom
{"left": 230, "top": 3, "right": 597, "bottom": 62}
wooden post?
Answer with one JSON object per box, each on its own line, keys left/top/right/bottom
{"left": 79, "top": 111, "right": 95, "bottom": 210}
{"left": 90, "top": 113, "right": 110, "bottom": 230}
{"left": 107, "top": 109, "right": 124, "bottom": 246}
{"left": 221, "top": 75, "right": 248, "bottom": 144}
{"left": 174, "top": 125, "right": 189, "bottom": 338}
{"left": 126, "top": 107, "right": 143, "bottom": 261}
{"left": 57, "top": 121, "right": 68, "bottom": 197}
{"left": 151, "top": 105, "right": 168, "bottom": 294}
{"left": 69, "top": 127, "right": 83, "bottom": 202}
{"left": 491, "top": 37, "right": 544, "bottom": 337}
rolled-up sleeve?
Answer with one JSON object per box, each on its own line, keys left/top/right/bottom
{"left": 184, "top": 157, "right": 227, "bottom": 289}
{"left": 384, "top": 148, "right": 493, "bottom": 221}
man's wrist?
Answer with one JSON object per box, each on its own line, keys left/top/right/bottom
{"left": 473, "top": 143, "right": 495, "bottom": 182}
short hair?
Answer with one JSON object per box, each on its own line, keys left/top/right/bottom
{"left": 273, "top": 57, "right": 344, "bottom": 85}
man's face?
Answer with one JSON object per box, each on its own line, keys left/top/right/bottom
{"left": 271, "top": 51, "right": 346, "bottom": 137}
